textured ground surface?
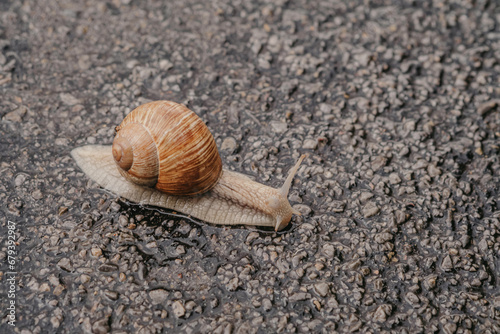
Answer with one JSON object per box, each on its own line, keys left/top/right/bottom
{"left": 1, "top": 0, "right": 500, "bottom": 333}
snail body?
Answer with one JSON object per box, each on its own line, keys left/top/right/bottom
{"left": 71, "top": 101, "right": 304, "bottom": 231}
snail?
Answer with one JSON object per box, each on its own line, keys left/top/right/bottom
{"left": 71, "top": 100, "right": 305, "bottom": 231}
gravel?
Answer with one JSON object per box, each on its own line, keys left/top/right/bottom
{"left": 1, "top": 0, "right": 500, "bottom": 333}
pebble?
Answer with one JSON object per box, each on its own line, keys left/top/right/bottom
{"left": 90, "top": 247, "right": 102, "bottom": 257}
{"left": 3, "top": 106, "right": 27, "bottom": 122}
{"left": 330, "top": 201, "right": 345, "bottom": 213}
{"left": 57, "top": 258, "right": 72, "bottom": 272}
{"left": 221, "top": 137, "right": 238, "bottom": 153}
{"left": 373, "top": 304, "right": 392, "bottom": 323}
{"left": 476, "top": 99, "right": 499, "bottom": 116}
{"left": 314, "top": 282, "right": 330, "bottom": 297}
{"left": 246, "top": 232, "right": 259, "bottom": 244}
{"left": 280, "top": 79, "right": 298, "bottom": 96}
{"left": 389, "top": 173, "right": 401, "bottom": 185}
{"left": 428, "top": 164, "right": 441, "bottom": 177}
{"left": 371, "top": 156, "right": 387, "bottom": 171}
{"left": 32, "top": 190, "right": 43, "bottom": 200}
{"left": 362, "top": 203, "right": 380, "bottom": 218}
{"left": 14, "top": 174, "right": 27, "bottom": 186}
{"left": 269, "top": 120, "right": 288, "bottom": 134}
{"left": 289, "top": 292, "right": 310, "bottom": 302}
{"left": 405, "top": 292, "right": 420, "bottom": 305}
{"left": 59, "top": 93, "right": 81, "bottom": 106}
{"left": 302, "top": 138, "right": 317, "bottom": 150}
{"left": 172, "top": 301, "right": 186, "bottom": 318}
{"left": 441, "top": 255, "right": 454, "bottom": 271}
{"left": 149, "top": 289, "right": 169, "bottom": 304}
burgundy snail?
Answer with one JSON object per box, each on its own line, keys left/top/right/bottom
{"left": 71, "top": 100, "right": 305, "bottom": 231}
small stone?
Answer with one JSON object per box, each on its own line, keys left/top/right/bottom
{"left": 426, "top": 275, "right": 437, "bottom": 289}
{"left": 359, "top": 192, "right": 374, "bottom": 202}
{"left": 492, "top": 295, "right": 500, "bottom": 308}
{"left": 118, "top": 215, "right": 128, "bottom": 226}
{"left": 54, "top": 138, "right": 69, "bottom": 146}
{"left": 51, "top": 315, "right": 61, "bottom": 328}
{"left": 58, "top": 206, "right": 68, "bottom": 216}
{"left": 176, "top": 245, "right": 185, "bottom": 255}
{"left": 3, "top": 106, "right": 27, "bottom": 122}
{"left": 78, "top": 55, "right": 91, "bottom": 70}
{"left": 443, "top": 322, "right": 457, "bottom": 334}
{"left": 371, "top": 156, "right": 387, "bottom": 171}
{"left": 172, "top": 300, "right": 186, "bottom": 318}
{"left": 221, "top": 137, "right": 238, "bottom": 153}
{"left": 399, "top": 146, "right": 410, "bottom": 156}
{"left": 374, "top": 232, "right": 393, "bottom": 244}
{"left": 39, "top": 283, "right": 51, "bottom": 292}
{"left": 373, "top": 304, "right": 392, "bottom": 322}
{"left": 159, "top": 59, "right": 173, "bottom": 71}
{"left": 246, "top": 232, "right": 259, "bottom": 243}
{"left": 441, "top": 255, "right": 453, "bottom": 271}
{"left": 14, "top": 174, "right": 27, "bottom": 186}
{"left": 289, "top": 292, "right": 310, "bottom": 302}
{"left": 302, "top": 138, "right": 317, "bottom": 150}
{"left": 80, "top": 274, "right": 91, "bottom": 284}
{"left": 126, "top": 59, "right": 139, "bottom": 68}
{"left": 60, "top": 93, "right": 81, "bottom": 105}
{"left": 395, "top": 210, "right": 408, "bottom": 224}
{"left": 262, "top": 298, "right": 272, "bottom": 311}
{"left": 322, "top": 244, "right": 335, "bottom": 258}
{"left": 270, "top": 120, "right": 288, "bottom": 134}
{"left": 428, "top": 164, "right": 441, "bottom": 177}
{"left": 104, "top": 290, "right": 119, "bottom": 301}
{"left": 90, "top": 247, "right": 103, "bottom": 257}
{"left": 109, "top": 202, "right": 121, "bottom": 212}
{"left": 354, "top": 52, "right": 372, "bottom": 66}
{"left": 470, "top": 278, "right": 482, "bottom": 287}
{"left": 57, "top": 258, "right": 72, "bottom": 272}
{"left": 294, "top": 204, "right": 312, "bottom": 216}
{"left": 477, "top": 100, "right": 499, "bottom": 116}
{"left": 258, "top": 55, "right": 271, "bottom": 69}
{"left": 389, "top": 173, "right": 401, "bottom": 184}
{"left": 405, "top": 292, "right": 420, "bottom": 305}
{"left": 330, "top": 201, "right": 345, "bottom": 213}
{"left": 251, "top": 40, "right": 262, "bottom": 54}
{"left": 227, "top": 277, "right": 240, "bottom": 291}
{"left": 314, "top": 282, "right": 330, "bottom": 297}
{"left": 92, "top": 318, "right": 110, "bottom": 334}
{"left": 227, "top": 103, "right": 239, "bottom": 124}
{"left": 414, "top": 159, "right": 428, "bottom": 169}
{"left": 32, "top": 190, "right": 43, "bottom": 200}
{"left": 149, "top": 289, "right": 169, "bottom": 304}
{"left": 362, "top": 203, "right": 380, "bottom": 218}
{"left": 478, "top": 238, "right": 488, "bottom": 251}
{"left": 319, "top": 103, "right": 332, "bottom": 113}
{"left": 280, "top": 79, "right": 298, "bottom": 96}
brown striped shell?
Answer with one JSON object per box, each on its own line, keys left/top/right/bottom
{"left": 111, "top": 100, "right": 222, "bottom": 196}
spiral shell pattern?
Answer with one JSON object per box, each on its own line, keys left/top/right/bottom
{"left": 112, "top": 100, "right": 222, "bottom": 196}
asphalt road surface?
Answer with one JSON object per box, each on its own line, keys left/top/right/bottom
{"left": 1, "top": 0, "right": 499, "bottom": 333}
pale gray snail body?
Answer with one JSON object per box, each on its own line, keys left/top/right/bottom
{"left": 71, "top": 100, "right": 305, "bottom": 231}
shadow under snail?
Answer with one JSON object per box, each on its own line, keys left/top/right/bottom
{"left": 71, "top": 100, "right": 305, "bottom": 231}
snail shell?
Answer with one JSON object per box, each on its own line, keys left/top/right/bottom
{"left": 112, "top": 101, "right": 222, "bottom": 196}
{"left": 71, "top": 100, "right": 305, "bottom": 231}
